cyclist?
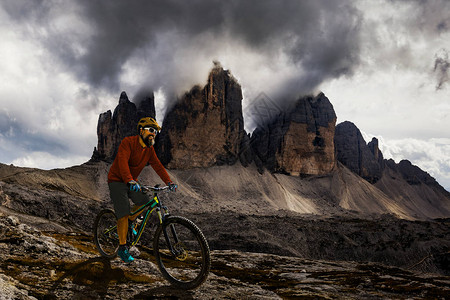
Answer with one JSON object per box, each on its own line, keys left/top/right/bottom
{"left": 107, "top": 117, "right": 177, "bottom": 263}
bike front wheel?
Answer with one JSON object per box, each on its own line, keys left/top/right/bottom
{"left": 93, "top": 209, "right": 119, "bottom": 259}
{"left": 153, "top": 216, "right": 211, "bottom": 290}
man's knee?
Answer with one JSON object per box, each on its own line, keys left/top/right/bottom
{"left": 129, "top": 191, "right": 149, "bottom": 206}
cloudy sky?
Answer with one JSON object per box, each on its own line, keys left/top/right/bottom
{"left": 0, "top": 0, "right": 449, "bottom": 190}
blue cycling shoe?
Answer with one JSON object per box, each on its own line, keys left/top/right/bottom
{"left": 118, "top": 245, "right": 134, "bottom": 263}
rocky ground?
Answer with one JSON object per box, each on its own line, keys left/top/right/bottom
{"left": 1, "top": 210, "right": 449, "bottom": 299}
{"left": 1, "top": 162, "right": 450, "bottom": 299}
{"left": 187, "top": 211, "right": 450, "bottom": 275}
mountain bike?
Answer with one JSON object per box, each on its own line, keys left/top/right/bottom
{"left": 93, "top": 184, "right": 211, "bottom": 290}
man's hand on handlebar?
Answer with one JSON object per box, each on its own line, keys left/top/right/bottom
{"left": 168, "top": 182, "right": 178, "bottom": 192}
{"left": 127, "top": 180, "right": 141, "bottom": 192}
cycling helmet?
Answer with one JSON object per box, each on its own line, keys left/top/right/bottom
{"left": 137, "top": 117, "right": 161, "bottom": 132}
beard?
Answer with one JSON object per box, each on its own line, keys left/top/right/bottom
{"left": 142, "top": 134, "right": 155, "bottom": 147}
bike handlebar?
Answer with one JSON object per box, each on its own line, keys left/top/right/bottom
{"left": 142, "top": 185, "right": 171, "bottom": 192}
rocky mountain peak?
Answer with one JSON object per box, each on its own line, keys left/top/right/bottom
{"left": 136, "top": 93, "right": 156, "bottom": 120}
{"left": 290, "top": 93, "right": 337, "bottom": 130}
{"left": 335, "top": 122, "right": 448, "bottom": 197}
{"left": 250, "top": 93, "right": 337, "bottom": 176}
{"left": 368, "top": 137, "right": 384, "bottom": 166}
{"left": 91, "top": 91, "right": 156, "bottom": 162}
{"left": 155, "top": 63, "right": 247, "bottom": 169}
{"left": 386, "top": 159, "right": 444, "bottom": 189}
{"left": 119, "top": 91, "right": 129, "bottom": 104}
{"left": 334, "top": 121, "right": 382, "bottom": 183}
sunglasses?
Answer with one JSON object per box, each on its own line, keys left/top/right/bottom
{"left": 143, "top": 127, "right": 158, "bottom": 134}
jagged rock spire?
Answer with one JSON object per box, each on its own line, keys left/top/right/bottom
{"left": 119, "top": 91, "right": 129, "bottom": 104}
{"left": 155, "top": 63, "right": 247, "bottom": 168}
{"left": 368, "top": 137, "right": 384, "bottom": 167}
{"left": 91, "top": 91, "right": 156, "bottom": 162}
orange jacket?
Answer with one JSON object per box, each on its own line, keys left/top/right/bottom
{"left": 108, "top": 135, "right": 171, "bottom": 184}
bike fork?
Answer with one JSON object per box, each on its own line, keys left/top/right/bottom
{"left": 158, "top": 212, "right": 179, "bottom": 256}
{"left": 163, "top": 224, "right": 180, "bottom": 254}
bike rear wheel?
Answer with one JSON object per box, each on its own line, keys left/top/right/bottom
{"left": 153, "top": 216, "right": 211, "bottom": 290}
{"left": 94, "top": 209, "right": 119, "bottom": 258}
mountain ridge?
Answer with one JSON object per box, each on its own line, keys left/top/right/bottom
{"left": 88, "top": 64, "right": 449, "bottom": 220}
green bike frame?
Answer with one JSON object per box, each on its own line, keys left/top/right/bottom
{"left": 128, "top": 192, "right": 165, "bottom": 247}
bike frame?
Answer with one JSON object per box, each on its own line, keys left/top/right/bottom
{"left": 128, "top": 186, "right": 173, "bottom": 248}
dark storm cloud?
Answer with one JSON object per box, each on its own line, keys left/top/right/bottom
{"left": 434, "top": 48, "right": 449, "bottom": 90}
{"left": 2, "top": 0, "right": 363, "bottom": 102}
{"left": 225, "top": 1, "right": 362, "bottom": 96}
{"left": 87, "top": 0, "right": 362, "bottom": 97}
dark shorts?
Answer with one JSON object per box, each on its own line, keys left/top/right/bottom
{"left": 108, "top": 182, "right": 150, "bottom": 219}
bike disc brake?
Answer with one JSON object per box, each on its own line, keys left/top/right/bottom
{"left": 173, "top": 242, "right": 188, "bottom": 261}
